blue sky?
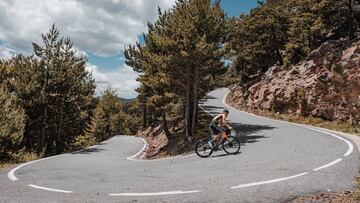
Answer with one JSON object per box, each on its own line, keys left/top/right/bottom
{"left": 0, "top": 0, "right": 259, "bottom": 98}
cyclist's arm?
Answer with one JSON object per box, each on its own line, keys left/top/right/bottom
{"left": 221, "top": 115, "right": 232, "bottom": 129}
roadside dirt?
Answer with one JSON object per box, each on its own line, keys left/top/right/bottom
{"left": 137, "top": 112, "right": 212, "bottom": 159}
{"left": 0, "top": 163, "right": 14, "bottom": 170}
{"left": 137, "top": 117, "right": 195, "bottom": 159}
{"left": 288, "top": 191, "right": 360, "bottom": 203}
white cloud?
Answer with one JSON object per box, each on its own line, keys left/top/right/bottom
{"left": 86, "top": 63, "right": 140, "bottom": 99}
{"left": 0, "top": 0, "right": 176, "bottom": 98}
{"left": 0, "top": 0, "right": 175, "bottom": 56}
{"left": 0, "top": 45, "right": 17, "bottom": 59}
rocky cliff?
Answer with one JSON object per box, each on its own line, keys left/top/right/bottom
{"left": 228, "top": 38, "right": 360, "bottom": 125}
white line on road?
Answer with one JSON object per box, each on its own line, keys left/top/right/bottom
{"left": 28, "top": 184, "right": 74, "bottom": 193}
{"left": 102, "top": 136, "right": 117, "bottom": 144}
{"left": 199, "top": 105, "right": 216, "bottom": 117}
{"left": 221, "top": 89, "right": 354, "bottom": 158}
{"left": 7, "top": 154, "right": 67, "bottom": 181}
{"left": 7, "top": 136, "right": 119, "bottom": 181}
{"left": 313, "top": 158, "right": 343, "bottom": 171}
{"left": 231, "top": 172, "right": 309, "bottom": 189}
{"left": 307, "top": 128, "right": 353, "bottom": 157}
{"left": 218, "top": 88, "right": 355, "bottom": 188}
{"left": 126, "top": 137, "right": 147, "bottom": 160}
{"left": 109, "top": 190, "right": 201, "bottom": 196}
{"left": 126, "top": 137, "right": 197, "bottom": 161}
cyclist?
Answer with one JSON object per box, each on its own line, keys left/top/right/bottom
{"left": 209, "top": 109, "right": 232, "bottom": 149}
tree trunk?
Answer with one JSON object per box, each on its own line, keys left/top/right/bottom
{"left": 162, "top": 111, "right": 170, "bottom": 138}
{"left": 142, "top": 102, "right": 147, "bottom": 128}
{"left": 40, "top": 66, "right": 49, "bottom": 154}
{"left": 348, "top": 0, "right": 355, "bottom": 38}
{"left": 191, "top": 66, "right": 198, "bottom": 140}
{"left": 185, "top": 64, "right": 193, "bottom": 141}
{"left": 41, "top": 106, "right": 48, "bottom": 153}
{"left": 56, "top": 97, "right": 64, "bottom": 154}
{"left": 276, "top": 49, "right": 284, "bottom": 66}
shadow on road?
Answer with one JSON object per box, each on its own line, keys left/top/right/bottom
{"left": 230, "top": 123, "right": 275, "bottom": 146}
{"left": 211, "top": 151, "right": 242, "bottom": 158}
{"left": 71, "top": 147, "right": 105, "bottom": 155}
{"left": 199, "top": 105, "right": 223, "bottom": 115}
{"left": 200, "top": 95, "right": 217, "bottom": 100}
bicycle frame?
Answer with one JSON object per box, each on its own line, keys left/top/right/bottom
{"left": 212, "top": 130, "right": 231, "bottom": 146}
{"left": 195, "top": 128, "right": 240, "bottom": 158}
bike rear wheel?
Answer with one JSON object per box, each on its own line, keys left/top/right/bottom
{"left": 222, "top": 136, "right": 240, "bottom": 155}
{"left": 195, "top": 139, "right": 213, "bottom": 158}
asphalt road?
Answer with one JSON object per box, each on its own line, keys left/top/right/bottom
{"left": 1, "top": 88, "right": 358, "bottom": 203}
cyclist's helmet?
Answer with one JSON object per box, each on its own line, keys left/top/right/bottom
{"left": 223, "top": 109, "right": 229, "bottom": 114}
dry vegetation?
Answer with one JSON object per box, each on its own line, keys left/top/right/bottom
{"left": 256, "top": 110, "right": 360, "bottom": 135}
{"left": 0, "top": 151, "right": 41, "bottom": 170}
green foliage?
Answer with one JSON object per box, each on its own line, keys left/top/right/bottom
{"left": 285, "top": 0, "right": 360, "bottom": 64}
{"left": 1, "top": 24, "right": 95, "bottom": 156}
{"left": 125, "top": 0, "right": 226, "bottom": 140}
{"left": 226, "top": 1, "right": 290, "bottom": 84}
{"left": 2, "top": 0, "right": 360, "bottom": 162}
{"left": 0, "top": 85, "right": 26, "bottom": 160}
{"left": 227, "top": 0, "right": 360, "bottom": 84}
{"left": 84, "top": 88, "right": 138, "bottom": 143}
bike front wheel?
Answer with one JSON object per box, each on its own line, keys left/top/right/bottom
{"left": 195, "top": 139, "right": 213, "bottom": 158}
{"left": 222, "top": 136, "right": 240, "bottom": 155}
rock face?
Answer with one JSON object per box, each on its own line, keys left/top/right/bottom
{"left": 228, "top": 38, "right": 360, "bottom": 124}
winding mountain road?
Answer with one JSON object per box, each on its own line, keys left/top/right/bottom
{"left": 1, "top": 88, "right": 359, "bottom": 203}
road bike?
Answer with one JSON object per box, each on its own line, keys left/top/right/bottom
{"left": 195, "top": 129, "right": 240, "bottom": 158}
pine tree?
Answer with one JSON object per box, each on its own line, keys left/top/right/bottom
{"left": 85, "top": 88, "right": 129, "bottom": 142}
{"left": 0, "top": 85, "right": 25, "bottom": 160}
{"left": 2, "top": 25, "right": 95, "bottom": 155}
{"left": 285, "top": 0, "right": 360, "bottom": 64}
{"left": 4, "top": 55, "right": 44, "bottom": 152}
{"left": 226, "top": 1, "right": 290, "bottom": 84}
{"left": 125, "top": 0, "right": 225, "bottom": 141}
{"left": 284, "top": 0, "right": 320, "bottom": 64}
{"left": 29, "top": 24, "right": 95, "bottom": 154}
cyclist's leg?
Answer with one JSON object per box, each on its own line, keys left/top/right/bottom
{"left": 211, "top": 125, "right": 222, "bottom": 144}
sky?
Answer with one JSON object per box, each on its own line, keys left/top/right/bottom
{"left": 0, "top": 0, "right": 259, "bottom": 98}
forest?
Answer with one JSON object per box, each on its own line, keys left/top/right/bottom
{"left": 1, "top": 0, "right": 360, "bottom": 162}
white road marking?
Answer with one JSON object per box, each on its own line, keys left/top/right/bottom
{"left": 28, "top": 184, "right": 73, "bottom": 193}
{"left": 7, "top": 154, "right": 67, "bottom": 181}
{"left": 231, "top": 172, "right": 308, "bottom": 189}
{"left": 313, "top": 158, "right": 343, "bottom": 171}
{"left": 102, "top": 136, "right": 117, "bottom": 144}
{"left": 199, "top": 105, "right": 216, "bottom": 117}
{"left": 218, "top": 88, "right": 355, "bottom": 188}
{"left": 8, "top": 89, "right": 356, "bottom": 195}
{"left": 308, "top": 128, "right": 353, "bottom": 157}
{"left": 126, "top": 138, "right": 148, "bottom": 160}
{"left": 126, "top": 137, "right": 197, "bottom": 161}
{"left": 221, "top": 89, "right": 354, "bottom": 158}
{"left": 7, "top": 136, "right": 118, "bottom": 181}
{"left": 109, "top": 190, "right": 201, "bottom": 196}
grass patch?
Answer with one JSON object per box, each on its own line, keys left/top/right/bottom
{"left": 353, "top": 176, "right": 360, "bottom": 201}
{"left": 0, "top": 151, "right": 42, "bottom": 170}
{"left": 14, "top": 151, "right": 41, "bottom": 163}
{"left": 227, "top": 96, "right": 359, "bottom": 135}
{"left": 0, "top": 162, "right": 14, "bottom": 170}
{"left": 249, "top": 109, "right": 360, "bottom": 135}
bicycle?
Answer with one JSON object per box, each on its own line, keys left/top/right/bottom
{"left": 195, "top": 129, "right": 240, "bottom": 158}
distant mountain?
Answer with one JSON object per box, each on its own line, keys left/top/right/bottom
{"left": 118, "top": 97, "right": 136, "bottom": 103}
